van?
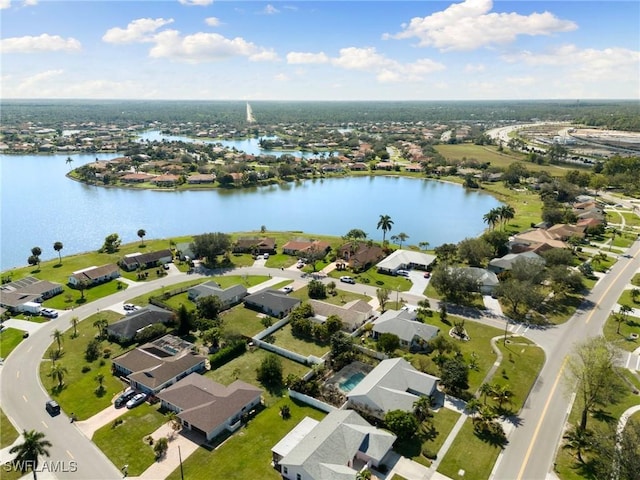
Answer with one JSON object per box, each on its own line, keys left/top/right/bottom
{"left": 45, "top": 400, "right": 61, "bottom": 415}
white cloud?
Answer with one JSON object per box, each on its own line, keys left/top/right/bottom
{"left": 505, "top": 76, "right": 536, "bottom": 86}
{"left": 1, "top": 0, "right": 38, "bottom": 9}
{"left": 464, "top": 63, "right": 485, "bottom": 73}
{"left": 178, "top": 0, "right": 213, "bottom": 6}
{"left": 0, "top": 34, "right": 81, "bottom": 53}
{"left": 149, "top": 30, "right": 276, "bottom": 63}
{"left": 103, "top": 18, "right": 174, "bottom": 44}
{"left": 249, "top": 49, "right": 279, "bottom": 62}
{"left": 263, "top": 4, "right": 279, "bottom": 15}
{"left": 386, "top": 0, "right": 577, "bottom": 51}
{"left": 0, "top": 0, "right": 10, "bottom": 9}
{"left": 205, "top": 17, "right": 221, "bottom": 27}
{"left": 274, "top": 73, "right": 289, "bottom": 81}
{"left": 23, "top": 0, "right": 37, "bottom": 5}
{"left": 286, "top": 51, "right": 329, "bottom": 64}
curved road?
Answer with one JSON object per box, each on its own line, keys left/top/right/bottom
{"left": 2, "top": 246, "right": 639, "bottom": 479}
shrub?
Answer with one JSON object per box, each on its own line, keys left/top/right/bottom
{"left": 422, "top": 447, "right": 437, "bottom": 460}
{"left": 102, "top": 348, "right": 112, "bottom": 358}
{"left": 209, "top": 341, "right": 246, "bottom": 369}
{"left": 81, "top": 365, "right": 91, "bottom": 373}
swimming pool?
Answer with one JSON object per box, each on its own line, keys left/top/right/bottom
{"left": 339, "top": 372, "right": 366, "bottom": 392}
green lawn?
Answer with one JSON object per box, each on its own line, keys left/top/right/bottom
{"left": 290, "top": 287, "right": 371, "bottom": 306}
{"left": 619, "top": 211, "right": 640, "bottom": 228}
{"left": 269, "top": 324, "right": 331, "bottom": 358}
{"left": 38, "top": 310, "right": 134, "bottom": 420}
{"left": 92, "top": 403, "right": 167, "bottom": 477}
{"left": 327, "top": 269, "right": 412, "bottom": 292}
{"left": 0, "top": 328, "right": 24, "bottom": 359}
{"left": 165, "top": 398, "right": 326, "bottom": 480}
{"left": 0, "top": 407, "right": 19, "bottom": 448}
{"left": 617, "top": 289, "right": 640, "bottom": 307}
{"left": 554, "top": 370, "right": 640, "bottom": 480}
{"left": 220, "top": 305, "right": 272, "bottom": 338}
{"left": 603, "top": 314, "right": 640, "bottom": 352}
{"left": 205, "top": 348, "right": 310, "bottom": 406}
{"left": 437, "top": 418, "right": 503, "bottom": 480}
{"left": 539, "top": 294, "right": 584, "bottom": 325}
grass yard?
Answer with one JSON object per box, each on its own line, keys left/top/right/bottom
{"left": 39, "top": 310, "right": 134, "bottom": 420}
{"left": 0, "top": 328, "right": 24, "bottom": 359}
{"left": 437, "top": 418, "right": 503, "bottom": 480}
{"left": 92, "top": 403, "right": 166, "bottom": 477}
{"left": 290, "top": 287, "right": 371, "bottom": 306}
{"left": 619, "top": 211, "right": 640, "bottom": 228}
{"left": 269, "top": 324, "right": 330, "bottom": 358}
{"left": 632, "top": 273, "right": 640, "bottom": 287}
{"left": 205, "top": 347, "right": 310, "bottom": 406}
{"left": 165, "top": 398, "right": 326, "bottom": 480}
{"left": 0, "top": 407, "right": 19, "bottom": 448}
{"left": 220, "top": 305, "right": 273, "bottom": 337}
{"left": 617, "top": 289, "right": 640, "bottom": 307}
{"left": 554, "top": 371, "right": 640, "bottom": 480}
{"left": 492, "top": 340, "right": 545, "bottom": 412}
{"left": 327, "top": 269, "right": 412, "bottom": 292}
{"left": 603, "top": 314, "right": 640, "bottom": 352}
{"left": 477, "top": 183, "right": 545, "bottom": 235}
{"left": 539, "top": 294, "right": 584, "bottom": 325}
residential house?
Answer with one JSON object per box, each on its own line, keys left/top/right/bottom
{"left": 153, "top": 174, "right": 180, "bottom": 187}
{"left": 244, "top": 289, "right": 301, "bottom": 318}
{"left": 454, "top": 267, "right": 499, "bottom": 295}
{"left": 0, "top": 277, "right": 63, "bottom": 313}
{"left": 112, "top": 335, "right": 206, "bottom": 395}
{"left": 372, "top": 310, "right": 439, "bottom": 350}
{"left": 346, "top": 357, "right": 440, "bottom": 419}
{"left": 509, "top": 229, "right": 568, "bottom": 253}
{"left": 488, "top": 251, "right": 546, "bottom": 274}
{"left": 272, "top": 410, "right": 395, "bottom": 480}
{"left": 282, "top": 240, "right": 331, "bottom": 257}
{"left": 120, "top": 250, "right": 173, "bottom": 272}
{"left": 157, "top": 373, "right": 262, "bottom": 441}
{"left": 375, "top": 249, "right": 436, "bottom": 275}
{"left": 187, "top": 173, "right": 216, "bottom": 184}
{"left": 349, "top": 162, "right": 368, "bottom": 171}
{"left": 232, "top": 237, "right": 276, "bottom": 255}
{"left": 120, "top": 173, "right": 155, "bottom": 183}
{"left": 404, "top": 163, "right": 423, "bottom": 172}
{"left": 337, "top": 243, "right": 385, "bottom": 273}
{"left": 68, "top": 264, "right": 120, "bottom": 287}
{"left": 546, "top": 224, "right": 586, "bottom": 241}
{"left": 375, "top": 162, "right": 395, "bottom": 170}
{"left": 106, "top": 306, "right": 175, "bottom": 343}
{"left": 187, "top": 281, "right": 248, "bottom": 309}
{"left": 308, "top": 299, "right": 374, "bottom": 332}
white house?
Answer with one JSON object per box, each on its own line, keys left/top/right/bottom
{"left": 376, "top": 249, "right": 436, "bottom": 275}
{"left": 346, "top": 358, "right": 439, "bottom": 418}
{"left": 372, "top": 309, "right": 439, "bottom": 350}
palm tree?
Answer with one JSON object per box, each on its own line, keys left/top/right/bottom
{"left": 71, "top": 316, "right": 79, "bottom": 338}
{"left": 498, "top": 205, "right": 515, "bottom": 230}
{"left": 479, "top": 382, "right": 493, "bottom": 405}
{"left": 48, "top": 349, "right": 61, "bottom": 366}
{"left": 166, "top": 411, "right": 182, "bottom": 437}
{"left": 51, "top": 329, "right": 64, "bottom": 353}
{"left": 483, "top": 208, "right": 500, "bottom": 231}
{"left": 413, "top": 395, "right": 433, "bottom": 422}
{"left": 9, "top": 430, "right": 52, "bottom": 480}
{"left": 53, "top": 241, "right": 63, "bottom": 265}
{"left": 617, "top": 305, "right": 633, "bottom": 334}
{"left": 93, "top": 318, "right": 108, "bottom": 339}
{"left": 419, "top": 241, "right": 430, "bottom": 251}
{"left": 396, "top": 232, "right": 409, "bottom": 249}
{"left": 377, "top": 214, "right": 394, "bottom": 244}
{"left": 355, "top": 469, "right": 372, "bottom": 480}
{"left": 491, "top": 384, "right": 513, "bottom": 410}
{"left": 65, "top": 156, "right": 74, "bottom": 170}
{"left": 137, "top": 229, "right": 146, "bottom": 247}
{"left": 49, "top": 363, "right": 67, "bottom": 389}
{"left": 465, "top": 398, "right": 482, "bottom": 423}
{"left": 562, "top": 426, "right": 593, "bottom": 464}
{"left": 609, "top": 228, "right": 619, "bottom": 251}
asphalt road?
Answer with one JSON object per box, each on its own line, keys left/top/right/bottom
{"left": 2, "top": 248, "right": 639, "bottom": 480}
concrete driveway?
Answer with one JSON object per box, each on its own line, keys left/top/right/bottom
{"left": 408, "top": 270, "right": 429, "bottom": 296}
{"left": 1, "top": 318, "right": 49, "bottom": 335}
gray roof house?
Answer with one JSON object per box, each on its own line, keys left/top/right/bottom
{"left": 106, "top": 305, "right": 175, "bottom": 343}
{"left": 157, "top": 373, "right": 262, "bottom": 441}
{"left": 455, "top": 267, "right": 500, "bottom": 295}
{"left": 272, "top": 409, "right": 396, "bottom": 480}
{"left": 0, "top": 276, "right": 63, "bottom": 312}
{"left": 112, "top": 335, "right": 206, "bottom": 395}
{"left": 187, "top": 281, "right": 248, "bottom": 309}
{"left": 376, "top": 249, "right": 436, "bottom": 274}
{"left": 308, "top": 299, "right": 374, "bottom": 332}
{"left": 346, "top": 358, "right": 440, "bottom": 419}
{"left": 120, "top": 249, "right": 173, "bottom": 271}
{"left": 488, "top": 251, "right": 545, "bottom": 274}
{"left": 68, "top": 264, "right": 120, "bottom": 287}
{"left": 372, "top": 309, "right": 439, "bottom": 350}
{"left": 244, "top": 289, "right": 300, "bottom": 318}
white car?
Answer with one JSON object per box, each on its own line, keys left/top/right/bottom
{"left": 41, "top": 308, "right": 58, "bottom": 318}
{"left": 340, "top": 276, "right": 355, "bottom": 284}
{"left": 126, "top": 393, "right": 147, "bottom": 409}
{"left": 282, "top": 286, "right": 294, "bottom": 294}
{"left": 396, "top": 269, "right": 410, "bottom": 277}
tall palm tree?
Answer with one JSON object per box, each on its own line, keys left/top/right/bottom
{"left": 53, "top": 241, "right": 63, "bottom": 265}
{"left": 413, "top": 395, "right": 433, "bottom": 422}
{"left": 355, "top": 469, "right": 372, "bottom": 480}
{"left": 137, "top": 229, "right": 146, "bottom": 247}
{"left": 71, "top": 316, "right": 79, "bottom": 338}
{"left": 10, "top": 430, "right": 52, "bottom": 480}
{"left": 562, "top": 426, "right": 593, "bottom": 464}
{"left": 465, "top": 398, "right": 482, "bottom": 423}
{"left": 498, "top": 205, "right": 515, "bottom": 230}
{"left": 491, "top": 384, "right": 513, "bottom": 410}
{"left": 483, "top": 208, "right": 500, "bottom": 231}
{"left": 93, "top": 318, "right": 108, "bottom": 339}
{"left": 51, "top": 329, "right": 64, "bottom": 353}
{"left": 49, "top": 363, "right": 68, "bottom": 389}
{"left": 65, "top": 156, "right": 74, "bottom": 170}
{"left": 479, "top": 382, "right": 493, "bottom": 405}
{"left": 377, "top": 214, "right": 394, "bottom": 244}
{"left": 397, "top": 232, "right": 409, "bottom": 249}
{"left": 419, "top": 241, "right": 430, "bottom": 251}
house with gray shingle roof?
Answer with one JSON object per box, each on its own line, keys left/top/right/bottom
{"left": 187, "top": 281, "right": 248, "bottom": 309}
{"left": 488, "top": 251, "right": 545, "bottom": 274}
{"left": 120, "top": 249, "right": 173, "bottom": 272}
{"left": 454, "top": 267, "right": 499, "bottom": 295}
{"left": 375, "top": 249, "right": 436, "bottom": 275}
{"left": 106, "top": 305, "right": 175, "bottom": 343}
{"left": 157, "top": 373, "right": 262, "bottom": 441}
{"left": 68, "top": 264, "right": 120, "bottom": 287}
{"left": 272, "top": 409, "right": 395, "bottom": 480}
{"left": 308, "top": 299, "right": 374, "bottom": 332}
{"left": 372, "top": 309, "right": 439, "bottom": 350}
{"left": 244, "top": 289, "right": 300, "bottom": 318}
{"left": 346, "top": 358, "right": 439, "bottom": 419}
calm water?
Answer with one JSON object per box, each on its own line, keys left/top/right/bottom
{"left": 0, "top": 152, "right": 501, "bottom": 271}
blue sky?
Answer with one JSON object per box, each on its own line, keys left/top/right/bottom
{"left": 1, "top": 0, "right": 638, "bottom": 100}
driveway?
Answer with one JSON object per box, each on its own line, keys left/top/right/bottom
{"left": 1, "top": 318, "right": 49, "bottom": 335}
{"left": 482, "top": 295, "right": 503, "bottom": 316}
{"left": 75, "top": 397, "right": 131, "bottom": 439}
{"left": 407, "top": 271, "right": 429, "bottom": 296}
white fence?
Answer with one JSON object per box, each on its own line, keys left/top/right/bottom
{"left": 288, "top": 389, "right": 336, "bottom": 413}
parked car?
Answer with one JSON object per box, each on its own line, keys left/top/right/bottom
{"left": 340, "top": 276, "right": 355, "bottom": 284}
{"left": 423, "top": 272, "right": 431, "bottom": 278}
{"left": 45, "top": 400, "right": 61, "bottom": 415}
{"left": 396, "top": 270, "right": 410, "bottom": 277}
{"left": 114, "top": 387, "right": 137, "bottom": 408}
{"left": 282, "top": 286, "right": 294, "bottom": 294}
{"left": 41, "top": 308, "right": 58, "bottom": 318}
{"left": 126, "top": 393, "right": 147, "bottom": 409}
{"left": 263, "top": 253, "right": 269, "bottom": 259}
{"left": 123, "top": 304, "right": 136, "bottom": 311}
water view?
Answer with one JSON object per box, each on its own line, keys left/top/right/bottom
{"left": 0, "top": 152, "right": 501, "bottom": 271}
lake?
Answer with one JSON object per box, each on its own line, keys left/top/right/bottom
{"left": 0, "top": 152, "right": 501, "bottom": 271}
